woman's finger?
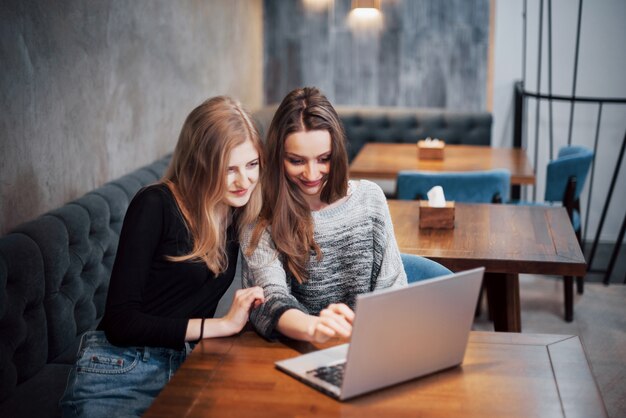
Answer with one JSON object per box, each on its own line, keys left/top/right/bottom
{"left": 239, "top": 292, "right": 263, "bottom": 310}
{"left": 234, "top": 287, "right": 265, "bottom": 307}
{"left": 319, "top": 316, "right": 351, "bottom": 338}
{"left": 249, "top": 286, "right": 265, "bottom": 303}
{"left": 320, "top": 307, "right": 353, "bottom": 330}
{"left": 314, "top": 322, "right": 337, "bottom": 341}
{"left": 327, "top": 303, "right": 355, "bottom": 323}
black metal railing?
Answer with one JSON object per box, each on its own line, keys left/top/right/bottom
{"left": 513, "top": 0, "right": 626, "bottom": 284}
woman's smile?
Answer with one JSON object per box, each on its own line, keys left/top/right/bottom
{"left": 230, "top": 188, "right": 249, "bottom": 197}
{"left": 298, "top": 178, "right": 323, "bottom": 188}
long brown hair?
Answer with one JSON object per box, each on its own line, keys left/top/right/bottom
{"left": 163, "top": 96, "right": 263, "bottom": 274}
{"left": 247, "top": 87, "right": 348, "bottom": 283}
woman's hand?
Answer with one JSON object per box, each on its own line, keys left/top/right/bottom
{"left": 276, "top": 304, "right": 355, "bottom": 343}
{"left": 221, "top": 286, "right": 265, "bottom": 335}
{"left": 307, "top": 303, "right": 355, "bottom": 344}
{"left": 185, "top": 287, "right": 264, "bottom": 341}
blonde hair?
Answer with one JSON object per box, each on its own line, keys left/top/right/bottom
{"left": 163, "top": 96, "right": 263, "bottom": 274}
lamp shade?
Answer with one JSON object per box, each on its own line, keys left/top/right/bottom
{"left": 351, "top": 0, "right": 380, "bottom": 10}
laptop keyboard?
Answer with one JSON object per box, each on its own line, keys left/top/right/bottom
{"left": 307, "top": 362, "right": 346, "bottom": 387}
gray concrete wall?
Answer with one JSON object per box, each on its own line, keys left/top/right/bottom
{"left": 0, "top": 0, "right": 263, "bottom": 234}
{"left": 264, "top": 0, "right": 489, "bottom": 110}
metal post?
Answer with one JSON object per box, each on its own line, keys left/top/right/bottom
{"left": 547, "top": 0, "right": 554, "bottom": 160}
{"left": 521, "top": 0, "right": 529, "bottom": 202}
{"left": 522, "top": 0, "right": 527, "bottom": 87}
{"left": 588, "top": 131, "right": 626, "bottom": 271}
{"left": 513, "top": 81, "right": 524, "bottom": 149}
{"left": 583, "top": 103, "right": 602, "bottom": 244}
{"left": 532, "top": 0, "right": 544, "bottom": 201}
{"left": 606, "top": 210, "right": 626, "bottom": 285}
{"left": 566, "top": 0, "right": 583, "bottom": 146}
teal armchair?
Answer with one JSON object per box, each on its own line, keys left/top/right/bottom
{"left": 515, "top": 145, "right": 594, "bottom": 322}
{"left": 544, "top": 145, "right": 594, "bottom": 239}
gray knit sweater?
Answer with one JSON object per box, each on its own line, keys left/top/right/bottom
{"left": 241, "top": 180, "right": 407, "bottom": 339}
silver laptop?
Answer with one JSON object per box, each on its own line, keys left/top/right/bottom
{"left": 275, "top": 267, "right": 485, "bottom": 401}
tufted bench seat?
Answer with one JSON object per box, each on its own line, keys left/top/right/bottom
{"left": 0, "top": 155, "right": 170, "bottom": 418}
{"left": 252, "top": 105, "right": 492, "bottom": 161}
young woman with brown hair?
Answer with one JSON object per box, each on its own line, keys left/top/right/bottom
{"left": 243, "top": 87, "right": 407, "bottom": 343}
{"left": 61, "top": 96, "right": 265, "bottom": 418}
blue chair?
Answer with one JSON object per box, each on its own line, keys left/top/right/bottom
{"left": 400, "top": 253, "right": 452, "bottom": 283}
{"left": 516, "top": 145, "right": 594, "bottom": 321}
{"left": 544, "top": 146, "right": 594, "bottom": 241}
{"left": 396, "top": 169, "right": 511, "bottom": 203}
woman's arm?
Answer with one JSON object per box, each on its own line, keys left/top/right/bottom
{"left": 240, "top": 227, "right": 311, "bottom": 339}
{"left": 277, "top": 304, "right": 354, "bottom": 343}
{"left": 185, "top": 287, "right": 265, "bottom": 340}
{"left": 103, "top": 187, "right": 190, "bottom": 348}
{"left": 371, "top": 185, "right": 408, "bottom": 290}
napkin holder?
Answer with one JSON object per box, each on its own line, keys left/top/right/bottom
{"left": 417, "top": 139, "right": 445, "bottom": 160}
{"left": 419, "top": 200, "right": 455, "bottom": 229}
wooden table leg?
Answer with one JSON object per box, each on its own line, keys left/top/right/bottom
{"left": 485, "top": 273, "right": 521, "bottom": 332}
{"left": 564, "top": 276, "right": 574, "bottom": 322}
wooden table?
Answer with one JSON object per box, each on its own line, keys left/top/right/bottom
{"left": 349, "top": 143, "right": 536, "bottom": 185}
{"left": 389, "top": 201, "right": 587, "bottom": 331}
{"left": 144, "top": 331, "right": 607, "bottom": 418}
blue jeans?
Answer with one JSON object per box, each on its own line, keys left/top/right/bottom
{"left": 60, "top": 331, "right": 193, "bottom": 418}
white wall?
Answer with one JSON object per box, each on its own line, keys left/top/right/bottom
{"left": 493, "top": 0, "right": 626, "bottom": 242}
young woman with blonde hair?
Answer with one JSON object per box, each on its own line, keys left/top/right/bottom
{"left": 61, "top": 96, "right": 265, "bottom": 418}
{"left": 242, "top": 87, "right": 406, "bottom": 343}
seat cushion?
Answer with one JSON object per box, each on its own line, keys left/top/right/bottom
{"left": 401, "top": 253, "right": 452, "bottom": 283}
{"left": 0, "top": 233, "right": 48, "bottom": 402}
{"left": 0, "top": 363, "right": 70, "bottom": 418}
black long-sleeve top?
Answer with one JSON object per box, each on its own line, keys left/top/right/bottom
{"left": 98, "top": 184, "right": 239, "bottom": 350}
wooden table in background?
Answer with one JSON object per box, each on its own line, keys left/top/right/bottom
{"left": 144, "top": 331, "right": 607, "bottom": 418}
{"left": 389, "top": 201, "right": 587, "bottom": 332}
{"left": 349, "top": 143, "right": 536, "bottom": 185}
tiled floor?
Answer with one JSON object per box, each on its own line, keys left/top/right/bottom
{"left": 473, "top": 274, "right": 626, "bottom": 418}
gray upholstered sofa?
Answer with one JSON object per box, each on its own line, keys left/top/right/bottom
{"left": 0, "top": 155, "right": 171, "bottom": 418}
{"left": 252, "top": 105, "right": 492, "bottom": 161}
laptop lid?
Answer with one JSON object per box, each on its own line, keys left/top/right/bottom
{"left": 275, "top": 267, "right": 485, "bottom": 401}
{"left": 341, "top": 267, "right": 484, "bottom": 399}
